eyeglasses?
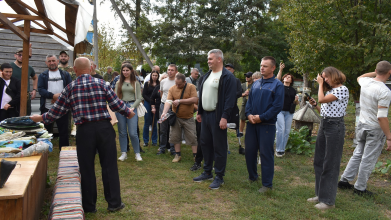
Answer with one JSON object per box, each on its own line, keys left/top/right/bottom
{"left": 15, "top": 53, "right": 22, "bottom": 57}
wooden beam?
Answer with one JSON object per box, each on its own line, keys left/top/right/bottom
{"left": 31, "top": 20, "right": 73, "bottom": 46}
{"left": 15, "top": 0, "right": 76, "bottom": 41}
{"left": 20, "top": 20, "right": 31, "bottom": 116}
{"left": 0, "top": 12, "right": 28, "bottom": 41}
{"left": 0, "top": 25, "right": 51, "bottom": 35}
{"left": 4, "top": 0, "right": 31, "bottom": 15}
{"left": 34, "top": 0, "right": 53, "bottom": 32}
{"left": 0, "top": 18, "right": 23, "bottom": 28}
{"left": 1, "top": 13, "right": 43, "bottom": 21}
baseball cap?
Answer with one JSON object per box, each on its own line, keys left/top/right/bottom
{"left": 245, "top": 72, "right": 253, "bottom": 78}
{"left": 15, "top": 48, "right": 23, "bottom": 54}
{"left": 59, "top": 50, "right": 68, "bottom": 56}
{"left": 225, "top": 63, "right": 234, "bottom": 69}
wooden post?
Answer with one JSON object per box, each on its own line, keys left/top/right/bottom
{"left": 20, "top": 20, "right": 30, "bottom": 116}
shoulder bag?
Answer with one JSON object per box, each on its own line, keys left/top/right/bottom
{"left": 168, "top": 83, "right": 187, "bottom": 126}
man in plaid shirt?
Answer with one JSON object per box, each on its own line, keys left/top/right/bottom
{"left": 31, "top": 57, "right": 134, "bottom": 213}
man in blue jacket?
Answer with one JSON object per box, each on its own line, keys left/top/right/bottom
{"left": 193, "top": 49, "right": 237, "bottom": 190}
{"left": 245, "top": 56, "right": 284, "bottom": 193}
{"left": 38, "top": 55, "right": 72, "bottom": 151}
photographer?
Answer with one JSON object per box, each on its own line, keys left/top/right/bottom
{"left": 307, "top": 67, "right": 349, "bottom": 210}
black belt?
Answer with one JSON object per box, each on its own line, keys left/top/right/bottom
{"left": 123, "top": 100, "right": 135, "bottom": 104}
{"left": 321, "top": 116, "right": 344, "bottom": 120}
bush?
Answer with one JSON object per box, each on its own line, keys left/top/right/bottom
{"left": 285, "top": 126, "right": 316, "bottom": 156}
{"left": 375, "top": 160, "right": 391, "bottom": 174}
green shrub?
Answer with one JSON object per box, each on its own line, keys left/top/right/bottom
{"left": 375, "top": 159, "right": 391, "bottom": 174}
{"left": 285, "top": 126, "right": 316, "bottom": 156}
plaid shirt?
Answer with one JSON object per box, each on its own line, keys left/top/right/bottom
{"left": 42, "top": 74, "right": 131, "bottom": 125}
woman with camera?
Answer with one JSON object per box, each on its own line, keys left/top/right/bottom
{"left": 275, "top": 63, "right": 299, "bottom": 157}
{"left": 115, "top": 64, "right": 143, "bottom": 162}
{"left": 307, "top": 67, "right": 349, "bottom": 210}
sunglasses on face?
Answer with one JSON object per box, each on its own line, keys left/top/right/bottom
{"left": 15, "top": 54, "right": 22, "bottom": 57}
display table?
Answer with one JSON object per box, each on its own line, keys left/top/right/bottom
{"left": 0, "top": 153, "right": 48, "bottom": 220}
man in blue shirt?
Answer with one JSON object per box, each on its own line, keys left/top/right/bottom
{"left": 245, "top": 56, "right": 284, "bottom": 193}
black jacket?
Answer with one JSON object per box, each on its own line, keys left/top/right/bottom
{"left": 198, "top": 67, "right": 237, "bottom": 121}
{"left": 0, "top": 76, "right": 21, "bottom": 111}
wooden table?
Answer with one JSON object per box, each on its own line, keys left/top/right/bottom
{"left": 0, "top": 153, "right": 48, "bottom": 220}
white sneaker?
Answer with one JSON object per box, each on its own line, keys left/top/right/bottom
{"left": 182, "top": 140, "right": 186, "bottom": 144}
{"left": 118, "top": 152, "right": 127, "bottom": 161}
{"left": 135, "top": 153, "right": 143, "bottom": 161}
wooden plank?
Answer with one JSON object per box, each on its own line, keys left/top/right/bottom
{"left": 34, "top": 0, "right": 54, "bottom": 32}
{"left": 0, "top": 46, "right": 68, "bottom": 56}
{"left": 1, "top": 13, "right": 43, "bottom": 21}
{"left": 1, "top": 26, "right": 52, "bottom": 35}
{"left": 0, "top": 175, "right": 31, "bottom": 199}
{"left": 19, "top": 19, "right": 30, "bottom": 116}
{"left": 0, "top": 12, "right": 28, "bottom": 41}
{"left": 0, "top": 41, "right": 68, "bottom": 50}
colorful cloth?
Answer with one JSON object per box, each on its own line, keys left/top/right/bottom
{"left": 42, "top": 74, "right": 131, "bottom": 125}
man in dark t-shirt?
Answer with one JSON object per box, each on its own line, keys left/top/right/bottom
{"left": 10, "top": 48, "right": 38, "bottom": 115}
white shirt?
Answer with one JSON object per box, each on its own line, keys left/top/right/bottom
{"left": 358, "top": 77, "right": 391, "bottom": 128}
{"left": 1, "top": 79, "right": 12, "bottom": 109}
{"left": 320, "top": 85, "right": 349, "bottom": 117}
{"left": 160, "top": 77, "right": 175, "bottom": 103}
{"left": 45, "top": 70, "right": 64, "bottom": 109}
{"left": 202, "top": 71, "right": 222, "bottom": 111}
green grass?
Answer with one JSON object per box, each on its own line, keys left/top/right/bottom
{"left": 40, "top": 102, "right": 391, "bottom": 219}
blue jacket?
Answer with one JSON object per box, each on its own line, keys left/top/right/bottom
{"left": 198, "top": 68, "right": 237, "bottom": 121}
{"left": 38, "top": 69, "right": 72, "bottom": 111}
{"left": 245, "top": 75, "right": 284, "bottom": 124}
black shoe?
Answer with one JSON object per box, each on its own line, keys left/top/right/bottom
{"left": 209, "top": 176, "right": 224, "bottom": 190}
{"left": 354, "top": 188, "right": 374, "bottom": 197}
{"left": 143, "top": 143, "right": 148, "bottom": 147}
{"left": 338, "top": 181, "right": 354, "bottom": 190}
{"left": 107, "top": 202, "right": 125, "bottom": 212}
{"left": 85, "top": 209, "right": 97, "bottom": 213}
{"left": 193, "top": 172, "right": 213, "bottom": 182}
{"left": 190, "top": 162, "right": 201, "bottom": 171}
{"left": 140, "top": 147, "right": 145, "bottom": 153}
{"left": 156, "top": 149, "right": 165, "bottom": 155}
{"left": 239, "top": 147, "right": 245, "bottom": 155}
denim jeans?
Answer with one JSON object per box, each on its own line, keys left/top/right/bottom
{"left": 340, "top": 122, "right": 385, "bottom": 191}
{"left": 276, "top": 111, "right": 294, "bottom": 153}
{"left": 314, "top": 117, "right": 345, "bottom": 206}
{"left": 115, "top": 102, "right": 140, "bottom": 154}
{"left": 142, "top": 100, "right": 158, "bottom": 144}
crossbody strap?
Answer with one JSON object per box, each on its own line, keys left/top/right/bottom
{"left": 175, "top": 83, "right": 187, "bottom": 113}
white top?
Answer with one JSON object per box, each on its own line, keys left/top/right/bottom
{"left": 1, "top": 79, "right": 12, "bottom": 109}
{"left": 45, "top": 70, "right": 64, "bottom": 109}
{"left": 358, "top": 77, "right": 391, "bottom": 128}
{"left": 320, "top": 85, "right": 349, "bottom": 117}
{"left": 160, "top": 77, "right": 176, "bottom": 103}
{"left": 202, "top": 71, "right": 222, "bottom": 111}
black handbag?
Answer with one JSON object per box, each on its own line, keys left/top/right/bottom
{"left": 168, "top": 83, "right": 187, "bottom": 126}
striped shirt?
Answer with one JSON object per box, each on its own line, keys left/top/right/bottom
{"left": 42, "top": 74, "right": 131, "bottom": 125}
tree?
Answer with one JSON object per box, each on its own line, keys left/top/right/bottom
{"left": 98, "top": 24, "right": 120, "bottom": 71}
{"left": 281, "top": 0, "right": 391, "bottom": 99}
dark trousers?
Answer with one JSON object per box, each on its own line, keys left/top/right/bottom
{"left": 201, "top": 111, "right": 227, "bottom": 177}
{"left": 76, "top": 120, "right": 122, "bottom": 211}
{"left": 245, "top": 123, "right": 276, "bottom": 187}
{"left": 314, "top": 117, "right": 345, "bottom": 205}
{"left": 195, "top": 119, "right": 203, "bottom": 164}
{"left": 0, "top": 108, "right": 19, "bottom": 121}
{"left": 41, "top": 108, "right": 69, "bottom": 151}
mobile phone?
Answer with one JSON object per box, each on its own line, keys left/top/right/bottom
{"left": 305, "top": 93, "right": 312, "bottom": 100}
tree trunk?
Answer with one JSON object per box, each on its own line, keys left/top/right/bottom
{"left": 300, "top": 72, "right": 309, "bottom": 107}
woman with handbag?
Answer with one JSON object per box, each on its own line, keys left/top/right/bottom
{"left": 115, "top": 64, "right": 143, "bottom": 162}
{"left": 275, "top": 62, "right": 299, "bottom": 157}
{"left": 307, "top": 67, "right": 348, "bottom": 210}
{"left": 142, "top": 70, "right": 160, "bottom": 146}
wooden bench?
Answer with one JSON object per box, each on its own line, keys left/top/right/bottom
{"left": 0, "top": 153, "right": 48, "bottom": 220}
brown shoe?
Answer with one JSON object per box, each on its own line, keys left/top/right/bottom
{"left": 172, "top": 154, "right": 181, "bottom": 163}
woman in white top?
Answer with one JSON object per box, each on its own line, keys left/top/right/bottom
{"left": 307, "top": 67, "right": 349, "bottom": 210}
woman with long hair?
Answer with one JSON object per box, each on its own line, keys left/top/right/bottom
{"left": 142, "top": 70, "right": 160, "bottom": 146}
{"left": 115, "top": 64, "right": 143, "bottom": 162}
{"left": 275, "top": 63, "right": 299, "bottom": 157}
{"left": 307, "top": 66, "right": 349, "bottom": 210}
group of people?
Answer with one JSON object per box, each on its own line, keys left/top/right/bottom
{"left": 1, "top": 46, "right": 389, "bottom": 213}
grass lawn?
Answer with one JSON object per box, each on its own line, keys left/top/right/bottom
{"left": 40, "top": 101, "right": 391, "bottom": 219}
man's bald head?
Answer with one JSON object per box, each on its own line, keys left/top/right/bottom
{"left": 74, "top": 57, "right": 92, "bottom": 77}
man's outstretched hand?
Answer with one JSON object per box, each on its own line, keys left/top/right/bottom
{"left": 30, "top": 114, "right": 43, "bottom": 122}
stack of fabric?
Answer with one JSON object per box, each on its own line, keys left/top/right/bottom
{"left": 49, "top": 149, "right": 84, "bottom": 219}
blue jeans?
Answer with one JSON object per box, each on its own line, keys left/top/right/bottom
{"left": 115, "top": 102, "right": 140, "bottom": 153}
{"left": 142, "top": 100, "right": 158, "bottom": 144}
{"left": 276, "top": 111, "right": 294, "bottom": 153}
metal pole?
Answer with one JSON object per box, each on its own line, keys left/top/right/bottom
{"left": 109, "top": 0, "right": 153, "bottom": 69}
{"left": 93, "top": 0, "right": 99, "bottom": 68}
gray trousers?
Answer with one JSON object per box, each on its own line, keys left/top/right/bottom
{"left": 314, "top": 117, "right": 345, "bottom": 206}
{"left": 340, "top": 122, "right": 385, "bottom": 191}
